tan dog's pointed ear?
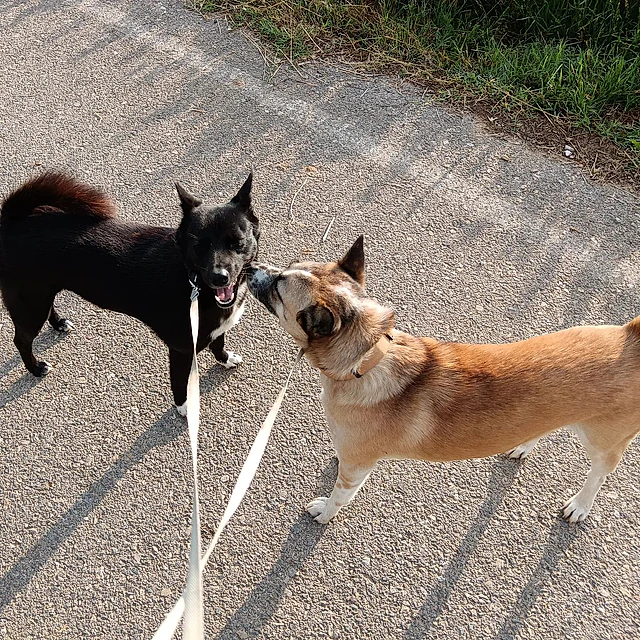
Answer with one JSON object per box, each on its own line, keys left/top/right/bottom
{"left": 297, "top": 304, "right": 339, "bottom": 338}
{"left": 338, "top": 235, "right": 365, "bottom": 286}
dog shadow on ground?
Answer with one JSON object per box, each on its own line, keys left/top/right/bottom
{"left": 0, "top": 408, "right": 185, "bottom": 613}
{"left": 403, "top": 457, "right": 581, "bottom": 638}
{"left": 493, "top": 519, "right": 582, "bottom": 639}
{"left": 0, "top": 324, "right": 250, "bottom": 613}
{"left": 214, "top": 458, "right": 336, "bottom": 639}
{"left": 0, "top": 328, "right": 69, "bottom": 408}
{"left": 0, "top": 370, "right": 46, "bottom": 409}
{"left": 198, "top": 356, "right": 238, "bottom": 396}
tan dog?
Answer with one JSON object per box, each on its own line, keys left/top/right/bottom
{"left": 247, "top": 237, "right": 640, "bottom": 524}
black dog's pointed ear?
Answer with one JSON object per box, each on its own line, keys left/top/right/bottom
{"left": 297, "top": 304, "right": 338, "bottom": 339}
{"left": 175, "top": 182, "right": 202, "bottom": 215}
{"left": 338, "top": 235, "right": 365, "bottom": 286}
{"left": 231, "top": 172, "right": 253, "bottom": 209}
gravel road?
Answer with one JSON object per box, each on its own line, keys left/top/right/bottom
{"left": 0, "top": 1, "right": 639, "bottom": 638}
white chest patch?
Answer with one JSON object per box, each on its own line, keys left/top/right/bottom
{"left": 209, "top": 301, "right": 245, "bottom": 342}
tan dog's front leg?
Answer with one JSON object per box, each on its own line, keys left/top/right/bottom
{"left": 307, "top": 459, "right": 376, "bottom": 524}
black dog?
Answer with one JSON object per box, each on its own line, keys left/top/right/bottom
{"left": 0, "top": 171, "right": 259, "bottom": 413}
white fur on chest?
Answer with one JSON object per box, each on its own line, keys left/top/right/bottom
{"left": 209, "top": 301, "right": 245, "bottom": 342}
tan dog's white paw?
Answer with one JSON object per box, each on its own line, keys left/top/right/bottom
{"left": 222, "top": 351, "right": 243, "bottom": 369}
{"left": 507, "top": 444, "right": 532, "bottom": 459}
{"left": 562, "top": 495, "right": 591, "bottom": 523}
{"left": 506, "top": 437, "right": 539, "bottom": 459}
{"left": 306, "top": 497, "right": 333, "bottom": 524}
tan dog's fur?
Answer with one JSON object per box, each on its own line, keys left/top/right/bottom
{"left": 247, "top": 237, "right": 640, "bottom": 524}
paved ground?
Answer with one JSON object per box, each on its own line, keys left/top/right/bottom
{"left": 1, "top": 1, "right": 639, "bottom": 638}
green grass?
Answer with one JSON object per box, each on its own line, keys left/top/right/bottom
{"left": 198, "top": 0, "right": 640, "bottom": 157}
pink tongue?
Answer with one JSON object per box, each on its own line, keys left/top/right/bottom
{"left": 216, "top": 285, "right": 234, "bottom": 302}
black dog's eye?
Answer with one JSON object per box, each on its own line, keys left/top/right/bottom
{"left": 195, "top": 239, "right": 211, "bottom": 254}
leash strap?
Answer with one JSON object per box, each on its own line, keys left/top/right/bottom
{"left": 184, "top": 286, "right": 204, "bottom": 639}
{"left": 201, "top": 348, "right": 303, "bottom": 566}
{"left": 153, "top": 279, "right": 302, "bottom": 639}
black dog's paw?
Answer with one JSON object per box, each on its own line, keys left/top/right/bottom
{"left": 52, "top": 318, "right": 74, "bottom": 332}
{"left": 31, "top": 361, "right": 52, "bottom": 377}
{"left": 219, "top": 350, "right": 243, "bottom": 369}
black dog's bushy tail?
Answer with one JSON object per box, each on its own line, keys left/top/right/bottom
{"left": 1, "top": 171, "right": 116, "bottom": 221}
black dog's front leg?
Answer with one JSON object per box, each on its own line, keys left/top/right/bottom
{"left": 169, "top": 348, "right": 192, "bottom": 414}
{"left": 209, "top": 333, "right": 229, "bottom": 364}
{"left": 209, "top": 333, "right": 242, "bottom": 369}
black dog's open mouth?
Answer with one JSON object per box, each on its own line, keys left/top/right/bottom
{"left": 212, "top": 258, "right": 256, "bottom": 308}
{"left": 214, "top": 281, "right": 239, "bottom": 308}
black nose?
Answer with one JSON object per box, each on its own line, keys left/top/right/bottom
{"left": 209, "top": 269, "right": 230, "bottom": 286}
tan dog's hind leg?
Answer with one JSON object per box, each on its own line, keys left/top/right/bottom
{"left": 307, "top": 459, "right": 376, "bottom": 524}
{"left": 507, "top": 437, "right": 541, "bottom": 460}
{"left": 562, "top": 426, "right": 636, "bottom": 524}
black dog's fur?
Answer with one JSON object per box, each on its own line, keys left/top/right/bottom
{"left": 0, "top": 172, "right": 259, "bottom": 407}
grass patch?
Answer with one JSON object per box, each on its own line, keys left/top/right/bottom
{"left": 197, "top": 0, "right": 640, "bottom": 167}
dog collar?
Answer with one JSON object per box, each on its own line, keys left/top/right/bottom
{"left": 322, "top": 333, "right": 393, "bottom": 381}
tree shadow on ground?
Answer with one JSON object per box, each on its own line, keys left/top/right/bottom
{"left": 0, "top": 408, "right": 185, "bottom": 613}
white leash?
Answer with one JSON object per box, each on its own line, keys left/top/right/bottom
{"left": 153, "top": 279, "right": 302, "bottom": 639}
{"left": 180, "top": 281, "right": 204, "bottom": 639}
